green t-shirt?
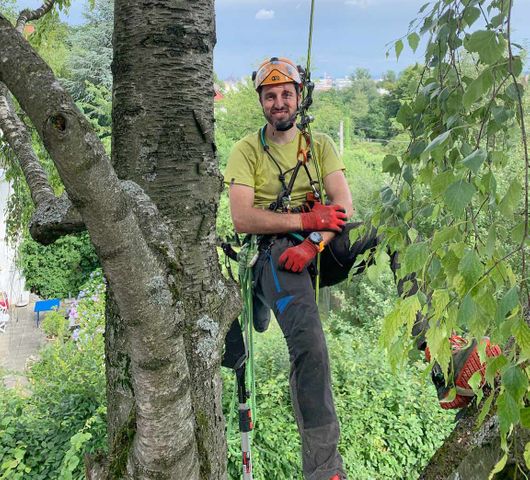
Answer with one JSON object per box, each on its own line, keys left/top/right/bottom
{"left": 224, "top": 129, "right": 344, "bottom": 209}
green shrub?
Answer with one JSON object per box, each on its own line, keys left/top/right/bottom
{"left": 41, "top": 309, "right": 68, "bottom": 339}
{"left": 18, "top": 232, "right": 99, "bottom": 299}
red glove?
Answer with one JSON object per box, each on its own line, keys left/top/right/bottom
{"left": 279, "top": 238, "right": 319, "bottom": 273}
{"left": 300, "top": 202, "right": 347, "bottom": 232}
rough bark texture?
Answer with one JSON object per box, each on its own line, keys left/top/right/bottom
{"left": 0, "top": 80, "right": 85, "bottom": 243}
{"left": 0, "top": 11, "right": 240, "bottom": 478}
{"left": 111, "top": 1, "right": 239, "bottom": 477}
{"left": 420, "top": 408, "right": 530, "bottom": 479}
{"left": 0, "top": 1, "right": 86, "bottom": 243}
{"left": 29, "top": 191, "right": 85, "bottom": 244}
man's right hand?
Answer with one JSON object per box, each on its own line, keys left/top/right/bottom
{"left": 300, "top": 202, "right": 347, "bottom": 233}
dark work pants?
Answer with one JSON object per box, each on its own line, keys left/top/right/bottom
{"left": 252, "top": 224, "right": 387, "bottom": 480}
{"left": 253, "top": 224, "right": 427, "bottom": 480}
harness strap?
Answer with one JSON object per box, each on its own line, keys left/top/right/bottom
{"left": 260, "top": 125, "right": 320, "bottom": 212}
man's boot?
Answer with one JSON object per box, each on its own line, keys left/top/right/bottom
{"left": 425, "top": 335, "right": 501, "bottom": 409}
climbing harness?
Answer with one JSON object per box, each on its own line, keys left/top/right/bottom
{"left": 259, "top": 125, "right": 321, "bottom": 213}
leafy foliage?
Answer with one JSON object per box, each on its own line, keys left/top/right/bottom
{"left": 63, "top": 0, "right": 113, "bottom": 101}
{"left": 372, "top": 0, "right": 530, "bottom": 470}
{"left": 0, "top": 272, "right": 107, "bottom": 479}
{"left": 41, "top": 308, "right": 68, "bottom": 338}
{"left": 18, "top": 232, "right": 99, "bottom": 298}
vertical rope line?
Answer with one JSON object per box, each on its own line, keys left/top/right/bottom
{"left": 305, "top": 0, "right": 316, "bottom": 75}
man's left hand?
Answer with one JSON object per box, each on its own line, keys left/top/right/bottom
{"left": 279, "top": 238, "right": 319, "bottom": 273}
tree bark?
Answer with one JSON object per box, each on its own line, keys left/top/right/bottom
{"left": 0, "top": 10, "right": 238, "bottom": 477}
{"left": 420, "top": 409, "right": 530, "bottom": 479}
{"left": 111, "top": 1, "right": 239, "bottom": 477}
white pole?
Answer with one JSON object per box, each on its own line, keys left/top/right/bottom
{"left": 339, "top": 120, "right": 344, "bottom": 155}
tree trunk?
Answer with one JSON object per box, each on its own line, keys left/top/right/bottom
{"left": 111, "top": 1, "right": 238, "bottom": 478}
{"left": 0, "top": 2, "right": 239, "bottom": 477}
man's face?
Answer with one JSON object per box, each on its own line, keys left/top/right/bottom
{"left": 260, "top": 83, "right": 299, "bottom": 130}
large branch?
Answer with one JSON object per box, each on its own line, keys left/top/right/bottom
{"left": 420, "top": 405, "right": 529, "bottom": 478}
{"left": 0, "top": 82, "right": 56, "bottom": 206}
{"left": 0, "top": 80, "right": 86, "bottom": 243}
{"left": 0, "top": 14, "right": 201, "bottom": 476}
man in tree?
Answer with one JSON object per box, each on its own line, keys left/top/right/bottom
{"left": 224, "top": 56, "right": 503, "bottom": 480}
{"left": 224, "top": 56, "right": 360, "bottom": 480}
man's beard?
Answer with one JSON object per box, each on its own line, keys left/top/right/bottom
{"left": 264, "top": 108, "right": 297, "bottom": 132}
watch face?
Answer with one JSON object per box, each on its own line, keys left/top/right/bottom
{"left": 309, "top": 232, "right": 323, "bottom": 243}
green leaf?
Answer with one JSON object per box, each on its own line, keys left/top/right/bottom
{"left": 381, "top": 295, "right": 421, "bottom": 346}
{"left": 426, "top": 324, "right": 451, "bottom": 378}
{"left": 432, "top": 289, "right": 450, "bottom": 319}
{"left": 506, "top": 82, "right": 524, "bottom": 101}
{"left": 512, "top": 56, "right": 523, "bottom": 77}
{"left": 486, "top": 355, "right": 508, "bottom": 386}
{"left": 495, "top": 287, "right": 519, "bottom": 325}
{"left": 497, "top": 391, "right": 520, "bottom": 435}
{"left": 444, "top": 180, "right": 475, "bottom": 216}
{"left": 498, "top": 179, "right": 522, "bottom": 217}
{"left": 463, "top": 6, "right": 480, "bottom": 26}
{"left": 419, "top": 2, "right": 430, "bottom": 13}
{"left": 503, "top": 365, "right": 528, "bottom": 402}
{"left": 464, "top": 30, "right": 506, "bottom": 64}
{"left": 511, "top": 221, "right": 526, "bottom": 245}
{"left": 402, "top": 164, "right": 414, "bottom": 185}
{"left": 462, "top": 149, "right": 486, "bottom": 173}
{"left": 483, "top": 225, "right": 496, "bottom": 258}
{"left": 407, "top": 32, "right": 420, "bottom": 52}
{"left": 491, "top": 105, "right": 513, "bottom": 124}
{"left": 462, "top": 68, "right": 493, "bottom": 108}
{"left": 477, "top": 393, "right": 494, "bottom": 428}
{"left": 396, "top": 103, "right": 413, "bottom": 127}
{"left": 488, "top": 453, "right": 508, "bottom": 480}
{"left": 524, "top": 442, "right": 530, "bottom": 470}
{"left": 395, "top": 39, "right": 404, "bottom": 60}
{"left": 520, "top": 408, "right": 530, "bottom": 428}
{"left": 382, "top": 155, "right": 401, "bottom": 174}
{"left": 514, "top": 319, "right": 530, "bottom": 360}
{"left": 457, "top": 294, "right": 477, "bottom": 329}
{"left": 403, "top": 242, "right": 429, "bottom": 275}
{"left": 432, "top": 225, "right": 460, "bottom": 251}
{"left": 424, "top": 130, "right": 451, "bottom": 154}
{"left": 431, "top": 170, "right": 456, "bottom": 197}
{"left": 459, "top": 249, "right": 483, "bottom": 290}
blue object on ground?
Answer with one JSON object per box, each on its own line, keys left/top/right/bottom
{"left": 34, "top": 298, "right": 60, "bottom": 327}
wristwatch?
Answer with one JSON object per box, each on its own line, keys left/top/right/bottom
{"left": 308, "top": 232, "right": 325, "bottom": 252}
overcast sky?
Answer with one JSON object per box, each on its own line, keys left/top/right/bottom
{"left": 13, "top": 0, "right": 530, "bottom": 80}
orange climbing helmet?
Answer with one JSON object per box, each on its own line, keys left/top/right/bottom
{"left": 252, "top": 57, "right": 303, "bottom": 91}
